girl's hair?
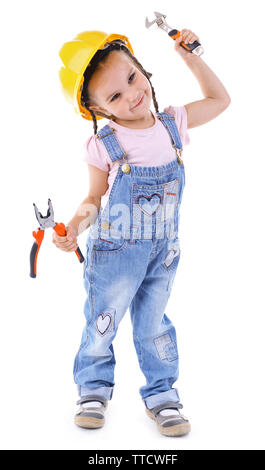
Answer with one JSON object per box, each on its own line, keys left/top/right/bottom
{"left": 80, "top": 42, "right": 159, "bottom": 135}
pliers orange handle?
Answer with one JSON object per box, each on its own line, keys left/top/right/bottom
{"left": 53, "top": 222, "right": 84, "bottom": 262}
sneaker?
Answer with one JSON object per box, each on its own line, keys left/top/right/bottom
{"left": 145, "top": 401, "right": 191, "bottom": 437}
{"left": 74, "top": 394, "right": 108, "bottom": 429}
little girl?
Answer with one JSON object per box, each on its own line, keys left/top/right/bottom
{"left": 56, "top": 29, "right": 230, "bottom": 437}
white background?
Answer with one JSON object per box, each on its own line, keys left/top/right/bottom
{"left": 1, "top": 0, "right": 265, "bottom": 450}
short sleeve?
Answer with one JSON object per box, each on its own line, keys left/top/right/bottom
{"left": 83, "top": 135, "right": 110, "bottom": 172}
{"left": 163, "top": 105, "right": 190, "bottom": 146}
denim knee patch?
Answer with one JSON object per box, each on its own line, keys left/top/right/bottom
{"left": 96, "top": 308, "right": 116, "bottom": 336}
{"left": 153, "top": 332, "right": 178, "bottom": 362}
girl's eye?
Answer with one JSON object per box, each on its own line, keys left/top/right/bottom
{"left": 110, "top": 72, "right": 136, "bottom": 102}
{"left": 110, "top": 93, "right": 120, "bottom": 102}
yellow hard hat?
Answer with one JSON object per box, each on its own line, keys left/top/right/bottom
{"left": 58, "top": 30, "right": 134, "bottom": 121}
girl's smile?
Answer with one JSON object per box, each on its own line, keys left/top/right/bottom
{"left": 131, "top": 93, "right": 145, "bottom": 110}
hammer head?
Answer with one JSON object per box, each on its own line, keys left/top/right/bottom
{"left": 33, "top": 198, "right": 55, "bottom": 230}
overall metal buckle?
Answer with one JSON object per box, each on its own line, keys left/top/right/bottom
{"left": 173, "top": 145, "right": 183, "bottom": 165}
{"left": 119, "top": 153, "right": 131, "bottom": 173}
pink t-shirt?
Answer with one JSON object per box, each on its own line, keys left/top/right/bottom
{"left": 83, "top": 105, "right": 190, "bottom": 212}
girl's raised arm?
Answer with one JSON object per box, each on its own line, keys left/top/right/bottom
{"left": 175, "top": 29, "right": 231, "bottom": 129}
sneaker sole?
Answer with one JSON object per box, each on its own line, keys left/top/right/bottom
{"left": 146, "top": 409, "right": 191, "bottom": 437}
{"left": 74, "top": 415, "right": 105, "bottom": 429}
{"left": 74, "top": 400, "right": 108, "bottom": 429}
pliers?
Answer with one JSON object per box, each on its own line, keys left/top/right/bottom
{"left": 30, "top": 198, "right": 84, "bottom": 278}
{"left": 145, "top": 11, "right": 204, "bottom": 56}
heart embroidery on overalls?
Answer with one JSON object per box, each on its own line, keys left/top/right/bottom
{"left": 96, "top": 313, "right": 112, "bottom": 336}
{"left": 136, "top": 193, "right": 162, "bottom": 216}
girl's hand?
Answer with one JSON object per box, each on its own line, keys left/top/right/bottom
{"left": 174, "top": 29, "right": 200, "bottom": 59}
{"left": 52, "top": 224, "right": 78, "bottom": 252}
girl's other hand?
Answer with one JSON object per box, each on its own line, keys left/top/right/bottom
{"left": 174, "top": 29, "right": 200, "bottom": 59}
{"left": 52, "top": 224, "right": 78, "bottom": 252}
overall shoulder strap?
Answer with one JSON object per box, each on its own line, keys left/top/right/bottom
{"left": 96, "top": 124, "right": 126, "bottom": 164}
{"left": 156, "top": 111, "right": 183, "bottom": 150}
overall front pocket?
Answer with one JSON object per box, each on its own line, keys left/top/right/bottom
{"left": 92, "top": 236, "right": 128, "bottom": 253}
{"left": 131, "top": 178, "right": 179, "bottom": 226}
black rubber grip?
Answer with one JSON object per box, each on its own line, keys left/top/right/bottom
{"left": 76, "top": 246, "right": 85, "bottom": 263}
{"left": 168, "top": 29, "right": 179, "bottom": 37}
{"left": 168, "top": 29, "right": 202, "bottom": 54}
{"left": 30, "top": 242, "right": 38, "bottom": 278}
{"left": 185, "top": 40, "right": 201, "bottom": 53}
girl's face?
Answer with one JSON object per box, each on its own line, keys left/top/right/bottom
{"left": 87, "top": 51, "right": 153, "bottom": 127}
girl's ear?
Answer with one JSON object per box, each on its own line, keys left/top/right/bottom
{"left": 89, "top": 105, "right": 112, "bottom": 119}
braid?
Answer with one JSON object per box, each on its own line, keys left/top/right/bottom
{"left": 88, "top": 108, "right": 98, "bottom": 135}
{"left": 149, "top": 81, "right": 159, "bottom": 114}
{"left": 80, "top": 43, "right": 160, "bottom": 135}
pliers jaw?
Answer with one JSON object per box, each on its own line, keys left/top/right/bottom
{"left": 33, "top": 198, "right": 55, "bottom": 230}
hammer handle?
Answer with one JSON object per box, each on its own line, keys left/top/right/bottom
{"left": 54, "top": 223, "right": 84, "bottom": 263}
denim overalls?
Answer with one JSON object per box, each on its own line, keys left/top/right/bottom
{"left": 73, "top": 112, "right": 186, "bottom": 410}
